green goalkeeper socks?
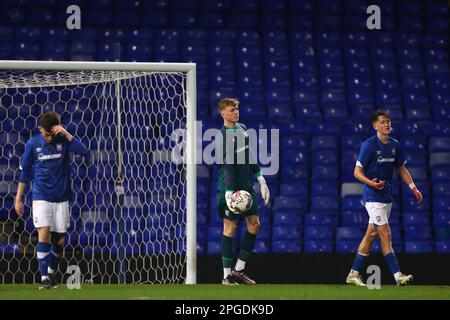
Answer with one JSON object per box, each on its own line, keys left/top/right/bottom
{"left": 220, "top": 235, "right": 233, "bottom": 268}
{"left": 238, "top": 231, "right": 257, "bottom": 262}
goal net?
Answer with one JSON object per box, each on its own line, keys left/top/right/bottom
{"left": 0, "top": 61, "right": 197, "bottom": 284}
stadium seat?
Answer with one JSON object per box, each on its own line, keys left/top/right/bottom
{"left": 403, "top": 213, "right": 430, "bottom": 227}
{"left": 404, "top": 152, "right": 428, "bottom": 166}
{"left": 272, "top": 226, "right": 302, "bottom": 240}
{"left": 272, "top": 196, "right": 308, "bottom": 212}
{"left": 433, "top": 210, "right": 450, "bottom": 227}
{"left": 429, "top": 137, "right": 450, "bottom": 152}
{"left": 434, "top": 198, "right": 450, "bottom": 213}
{"left": 282, "top": 149, "right": 309, "bottom": 166}
{"left": 206, "top": 241, "right": 221, "bottom": 254}
{"left": 304, "top": 226, "right": 334, "bottom": 241}
{"left": 272, "top": 240, "right": 302, "bottom": 253}
{"left": 311, "top": 135, "right": 338, "bottom": 150}
{"left": 405, "top": 241, "right": 434, "bottom": 253}
{"left": 430, "top": 152, "right": 450, "bottom": 169}
{"left": 336, "top": 240, "right": 359, "bottom": 253}
{"left": 340, "top": 135, "right": 365, "bottom": 151}
{"left": 272, "top": 212, "right": 302, "bottom": 226}
{"left": 303, "top": 240, "right": 333, "bottom": 253}
{"left": 435, "top": 228, "right": 450, "bottom": 241}
{"left": 404, "top": 226, "right": 433, "bottom": 241}
{"left": 304, "top": 212, "right": 339, "bottom": 226}
{"left": 311, "top": 181, "right": 339, "bottom": 196}
{"left": 311, "top": 150, "right": 339, "bottom": 166}
{"left": 341, "top": 211, "right": 367, "bottom": 227}
{"left": 281, "top": 165, "right": 309, "bottom": 183}
{"left": 253, "top": 240, "right": 271, "bottom": 253}
{"left": 280, "top": 183, "right": 309, "bottom": 197}
{"left": 3, "top": 0, "right": 450, "bottom": 259}
{"left": 310, "top": 196, "right": 339, "bottom": 212}
{"left": 436, "top": 241, "right": 450, "bottom": 253}
{"left": 0, "top": 242, "right": 21, "bottom": 255}
{"left": 311, "top": 166, "right": 339, "bottom": 181}
{"left": 342, "top": 195, "right": 364, "bottom": 211}
{"left": 336, "top": 227, "right": 364, "bottom": 241}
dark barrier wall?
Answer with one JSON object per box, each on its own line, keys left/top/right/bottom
{"left": 198, "top": 254, "right": 450, "bottom": 285}
{"left": 2, "top": 253, "right": 450, "bottom": 284}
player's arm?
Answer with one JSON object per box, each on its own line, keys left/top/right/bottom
{"left": 15, "top": 141, "right": 34, "bottom": 217}
{"left": 249, "top": 149, "right": 270, "bottom": 206}
{"left": 52, "top": 125, "right": 89, "bottom": 156}
{"left": 394, "top": 142, "right": 423, "bottom": 204}
{"left": 396, "top": 165, "right": 424, "bottom": 204}
{"left": 354, "top": 140, "right": 385, "bottom": 190}
{"left": 222, "top": 130, "right": 238, "bottom": 213}
{"left": 354, "top": 165, "right": 385, "bottom": 190}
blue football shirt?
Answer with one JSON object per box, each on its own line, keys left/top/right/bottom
{"left": 356, "top": 135, "right": 406, "bottom": 203}
{"left": 19, "top": 134, "right": 90, "bottom": 202}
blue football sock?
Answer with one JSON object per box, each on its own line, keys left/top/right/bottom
{"left": 384, "top": 252, "right": 401, "bottom": 275}
{"left": 36, "top": 242, "right": 51, "bottom": 280}
{"left": 351, "top": 252, "right": 368, "bottom": 273}
{"left": 48, "top": 244, "right": 63, "bottom": 273}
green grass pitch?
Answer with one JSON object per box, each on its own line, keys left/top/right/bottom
{"left": 1, "top": 284, "right": 450, "bottom": 300}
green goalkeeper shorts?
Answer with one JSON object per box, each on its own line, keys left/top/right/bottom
{"left": 217, "top": 191, "right": 259, "bottom": 221}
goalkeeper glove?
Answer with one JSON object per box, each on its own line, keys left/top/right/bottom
{"left": 257, "top": 175, "right": 270, "bottom": 206}
{"left": 225, "top": 191, "right": 238, "bottom": 213}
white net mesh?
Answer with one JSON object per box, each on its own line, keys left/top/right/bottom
{"left": 0, "top": 69, "right": 190, "bottom": 284}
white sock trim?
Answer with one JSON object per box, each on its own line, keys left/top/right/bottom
{"left": 223, "top": 268, "right": 231, "bottom": 279}
{"left": 394, "top": 272, "right": 402, "bottom": 281}
{"left": 357, "top": 252, "right": 369, "bottom": 256}
{"left": 37, "top": 252, "right": 50, "bottom": 259}
{"left": 235, "top": 259, "right": 246, "bottom": 271}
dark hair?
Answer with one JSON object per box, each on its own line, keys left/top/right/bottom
{"left": 38, "top": 112, "right": 60, "bottom": 132}
{"left": 371, "top": 110, "right": 391, "bottom": 123}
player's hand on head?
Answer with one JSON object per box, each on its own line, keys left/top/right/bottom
{"left": 51, "top": 125, "right": 67, "bottom": 136}
{"left": 225, "top": 191, "right": 238, "bottom": 213}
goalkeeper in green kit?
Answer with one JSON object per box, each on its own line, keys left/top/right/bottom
{"left": 216, "top": 98, "right": 270, "bottom": 285}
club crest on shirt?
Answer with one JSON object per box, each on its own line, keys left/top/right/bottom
{"left": 376, "top": 150, "right": 382, "bottom": 155}
{"left": 36, "top": 147, "right": 42, "bottom": 153}
{"left": 56, "top": 143, "right": 63, "bottom": 151}
{"left": 391, "top": 148, "right": 396, "bottom": 156}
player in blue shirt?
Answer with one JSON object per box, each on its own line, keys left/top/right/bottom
{"left": 346, "top": 110, "right": 423, "bottom": 286}
{"left": 14, "top": 112, "right": 89, "bottom": 289}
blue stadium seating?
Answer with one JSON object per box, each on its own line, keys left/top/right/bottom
{"left": 304, "top": 212, "right": 339, "bottom": 226}
{"left": 273, "top": 212, "right": 302, "bottom": 226}
{"left": 405, "top": 241, "right": 434, "bottom": 253}
{"left": 304, "top": 240, "right": 333, "bottom": 253}
{"left": 0, "top": 0, "right": 449, "bottom": 255}
{"left": 272, "top": 240, "right": 302, "bottom": 253}
{"left": 304, "top": 226, "right": 334, "bottom": 241}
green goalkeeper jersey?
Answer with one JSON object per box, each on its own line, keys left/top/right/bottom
{"left": 217, "top": 123, "right": 261, "bottom": 196}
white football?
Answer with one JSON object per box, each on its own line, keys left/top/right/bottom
{"left": 230, "top": 190, "right": 253, "bottom": 213}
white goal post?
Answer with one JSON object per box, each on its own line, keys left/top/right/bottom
{"left": 0, "top": 60, "right": 197, "bottom": 284}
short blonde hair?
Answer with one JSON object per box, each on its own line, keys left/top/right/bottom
{"left": 217, "top": 98, "right": 239, "bottom": 112}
